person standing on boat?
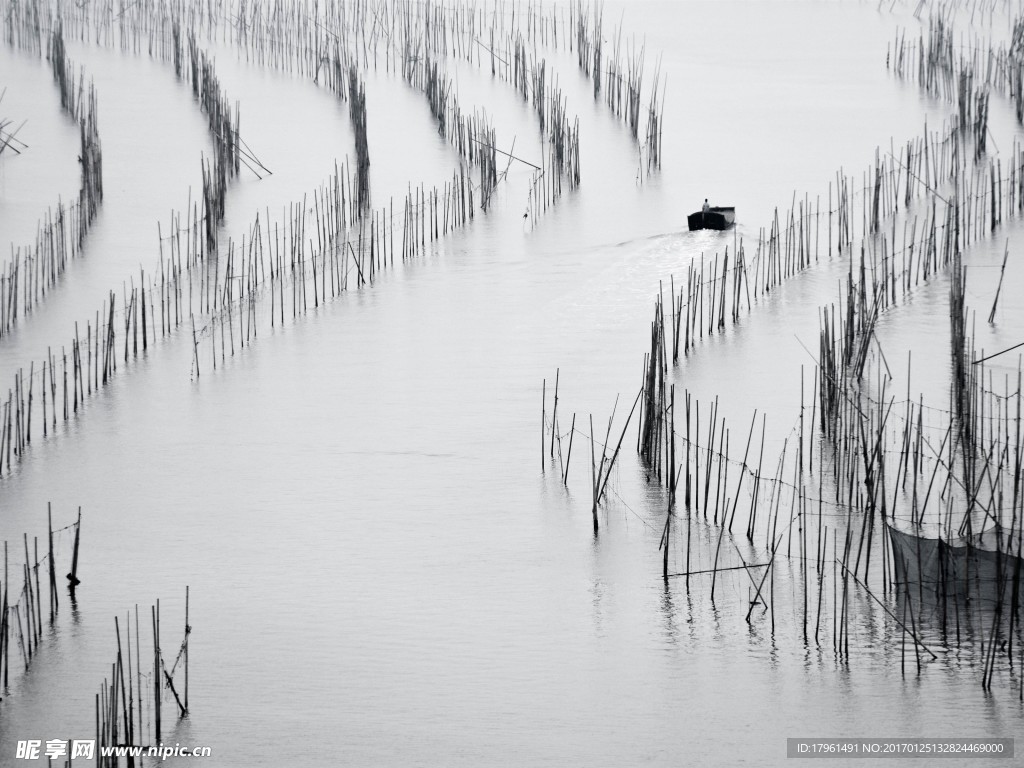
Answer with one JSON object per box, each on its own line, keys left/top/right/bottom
{"left": 702, "top": 199, "right": 710, "bottom": 213}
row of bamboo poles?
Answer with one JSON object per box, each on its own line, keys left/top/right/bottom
{"left": 509, "top": 41, "right": 582, "bottom": 217}
{"left": 185, "top": 162, "right": 481, "bottom": 375}
{"left": 0, "top": 506, "right": 82, "bottom": 693}
{"left": 889, "top": 8, "right": 1024, "bottom": 134}
{"left": 183, "top": 28, "right": 251, "bottom": 256}
{"left": 1, "top": 0, "right": 665, "bottom": 252}
{"left": 0, "top": 150, "right": 482, "bottom": 472}
{"left": 622, "top": 303, "right": 1015, "bottom": 683}
{"left": 570, "top": 0, "right": 663, "bottom": 165}
{"left": 0, "top": 23, "right": 103, "bottom": 340}
{"left": 888, "top": 18, "right": 991, "bottom": 157}
{"left": 540, "top": 81, "right": 1024, "bottom": 690}
{"left": 0, "top": 237, "right": 192, "bottom": 466}
{"left": 348, "top": 62, "right": 370, "bottom": 210}
{"left": 185, "top": 29, "right": 268, "bottom": 180}
{"left": 405, "top": 45, "right": 502, "bottom": 211}
{"left": 13, "top": 0, "right": 665, "bottom": 147}
{"left": 14, "top": 0, "right": 662, "bottom": 206}
{"left": 669, "top": 123, "right": 1024, "bottom": 364}
{"left": 94, "top": 591, "right": 190, "bottom": 766}
{"left": 0, "top": 0, "right": 515, "bottom": 474}
{"left": 186, "top": 31, "right": 241, "bottom": 178}
{"left": 1, "top": 0, "right": 43, "bottom": 53}
{"left": 0, "top": 0, "right": 488, "bottom": 467}
{"left": 813, "top": 237, "right": 1022, "bottom": 694}
{"left": 546, "top": 353, "right": 927, "bottom": 666}
{"left": 49, "top": 23, "right": 104, "bottom": 229}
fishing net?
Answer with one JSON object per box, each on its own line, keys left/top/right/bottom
{"left": 887, "top": 524, "right": 1024, "bottom": 612}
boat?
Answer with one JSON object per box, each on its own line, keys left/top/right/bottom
{"left": 687, "top": 206, "right": 735, "bottom": 231}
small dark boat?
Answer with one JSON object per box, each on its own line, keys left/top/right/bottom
{"left": 687, "top": 206, "right": 735, "bottom": 231}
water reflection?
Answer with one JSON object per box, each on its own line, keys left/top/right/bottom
{"left": 659, "top": 579, "right": 678, "bottom": 646}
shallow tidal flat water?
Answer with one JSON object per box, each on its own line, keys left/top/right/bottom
{"left": 0, "top": 0, "right": 1022, "bottom": 766}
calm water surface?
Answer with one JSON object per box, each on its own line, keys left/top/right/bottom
{"left": 0, "top": 1, "right": 1021, "bottom": 765}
